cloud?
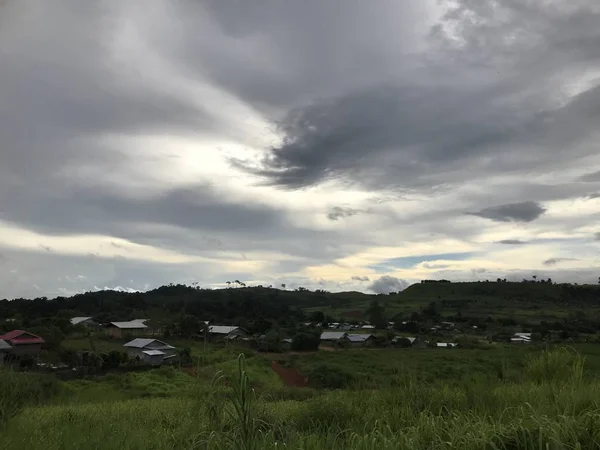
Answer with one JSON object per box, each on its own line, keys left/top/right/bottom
{"left": 351, "top": 275, "right": 370, "bottom": 282}
{"left": 368, "top": 275, "right": 409, "bottom": 294}
{"left": 327, "top": 206, "right": 361, "bottom": 221}
{"left": 595, "top": 232, "right": 600, "bottom": 241}
{"left": 468, "top": 202, "right": 546, "bottom": 223}
{"left": 579, "top": 171, "right": 600, "bottom": 182}
{"left": 1, "top": 0, "right": 600, "bottom": 298}
{"left": 543, "top": 258, "right": 579, "bottom": 266}
{"left": 496, "top": 239, "right": 528, "bottom": 245}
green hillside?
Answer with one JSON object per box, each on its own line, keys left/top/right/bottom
{"left": 313, "top": 281, "right": 600, "bottom": 324}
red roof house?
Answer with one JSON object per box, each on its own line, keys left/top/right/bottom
{"left": 0, "top": 330, "right": 45, "bottom": 344}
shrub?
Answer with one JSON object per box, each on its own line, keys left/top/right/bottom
{"left": 306, "top": 364, "right": 355, "bottom": 389}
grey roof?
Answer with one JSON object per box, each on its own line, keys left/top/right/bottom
{"left": 110, "top": 321, "right": 148, "bottom": 329}
{"left": 320, "top": 331, "right": 347, "bottom": 340}
{"left": 70, "top": 317, "right": 93, "bottom": 325}
{"left": 208, "top": 325, "right": 239, "bottom": 334}
{"left": 282, "top": 338, "right": 293, "bottom": 344}
{"left": 142, "top": 349, "right": 165, "bottom": 356}
{"left": 0, "top": 339, "right": 11, "bottom": 350}
{"left": 123, "top": 338, "right": 174, "bottom": 349}
{"left": 347, "top": 334, "right": 373, "bottom": 342}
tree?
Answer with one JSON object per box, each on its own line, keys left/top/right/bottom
{"left": 177, "top": 315, "right": 200, "bottom": 338}
{"left": 309, "top": 311, "right": 325, "bottom": 323}
{"left": 365, "top": 300, "right": 386, "bottom": 329}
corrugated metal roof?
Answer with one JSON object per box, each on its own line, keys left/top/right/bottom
{"left": 142, "top": 350, "right": 165, "bottom": 356}
{"left": 347, "top": 334, "right": 373, "bottom": 342}
{"left": 110, "top": 321, "right": 148, "bottom": 329}
{"left": 0, "top": 339, "right": 11, "bottom": 350}
{"left": 320, "top": 331, "right": 347, "bottom": 340}
{"left": 123, "top": 338, "right": 174, "bottom": 349}
{"left": 70, "top": 317, "right": 92, "bottom": 325}
{"left": 208, "top": 326, "right": 239, "bottom": 334}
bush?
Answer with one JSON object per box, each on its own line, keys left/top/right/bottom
{"left": 290, "top": 331, "right": 320, "bottom": 351}
{"left": 306, "top": 364, "right": 355, "bottom": 389}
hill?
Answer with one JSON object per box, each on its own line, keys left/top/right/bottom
{"left": 313, "top": 280, "right": 600, "bottom": 324}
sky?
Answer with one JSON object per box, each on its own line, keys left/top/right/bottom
{"left": 1, "top": 0, "right": 600, "bottom": 299}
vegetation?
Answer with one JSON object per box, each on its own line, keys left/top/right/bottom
{"left": 2, "top": 347, "right": 600, "bottom": 448}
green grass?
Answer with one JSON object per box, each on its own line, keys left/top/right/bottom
{"left": 3, "top": 347, "right": 600, "bottom": 449}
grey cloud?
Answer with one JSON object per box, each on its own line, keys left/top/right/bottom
{"left": 496, "top": 239, "right": 528, "bottom": 245}
{"left": 587, "top": 193, "right": 600, "bottom": 199}
{"left": 543, "top": 258, "right": 579, "bottom": 266}
{"left": 579, "top": 171, "right": 600, "bottom": 182}
{"left": 368, "top": 275, "right": 409, "bottom": 294}
{"left": 351, "top": 275, "right": 370, "bottom": 282}
{"left": 468, "top": 201, "right": 546, "bottom": 223}
{"left": 327, "top": 207, "right": 361, "bottom": 221}
{"left": 233, "top": 1, "right": 600, "bottom": 194}
{"left": 595, "top": 232, "right": 600, "bottom": 241}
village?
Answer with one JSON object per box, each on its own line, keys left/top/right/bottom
{"left": 0, "top": 315, "right": 534, "bottom": 371}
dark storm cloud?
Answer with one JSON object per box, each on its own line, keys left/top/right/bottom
{"left": 468, "top": 202, "right": 546, "bottom": 223}
{"left": 368, "top": 275, "right": 409, "bottom": 294}
{"left": 496, "top": 239, "right": 528, "bottom": 245}
{"left": 234, "top": 1, "right": 600, "bottom": 193}
{"left": 543, "top": 258, "right": 579, "bottom": 266}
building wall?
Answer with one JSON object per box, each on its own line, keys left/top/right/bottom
{"left": 10, "top": 343, "right": 42, "bottom": 356}
{"left": 143, "top": 353, "right": 164, "bottom": 366}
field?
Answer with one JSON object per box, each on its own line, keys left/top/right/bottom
{"left": 4, "top": 343, "right": 600, "bottom": 449}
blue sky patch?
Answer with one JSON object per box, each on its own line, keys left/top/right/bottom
{"left": 369, "top": 252, "right": 475, "bottom": 273}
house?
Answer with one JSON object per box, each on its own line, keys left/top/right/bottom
{"left": 320, "top": 331, "right": 348, "bottom": 346}
{"left": 123, "top": 338, "right": 177, "bottom": 366}
{"left": 70, "top": 317, "right": 99, "bottom": 327}
{"left": 280, "top": 338, "right": 293, "bottom": 351}
{"left": 361, "top": 324, "right": 375, "bottom": 330}
{"left": 104, "top": 320, "right": 148, "bottom": 339}
{"left": 0, "top": 339, "right": 11, "bottom": 366}
{"left": 207, "top": 325, "right": 248, "bottom": 342}
{"left": 436, "top": 342, "right": 457, "bottom": 348}
{"left": 0, "top": 330, "right": 45, "bottom": 356}
{"left": 514, "top": 332, "right": 532, "bottom": 342}
{"left": 346, "top": 333, "right": 375, "bottom": 348}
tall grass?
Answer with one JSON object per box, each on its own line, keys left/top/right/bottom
{"left": 1, "top": 348, "right": 600, "bottom": 449}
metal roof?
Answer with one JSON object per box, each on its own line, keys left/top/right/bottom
{"left": 123, "top": 338, "right": 174, "bottom": 349}
{"left": 70, "top": 317, "right": 93, "bottom": 325}
{"left": 208, "top": 325, "right": 239, "bottom": 334}
{"left": 0, "top": 339, "right": 11, "bottom": 350}
{"left": 110, "top": 321, "right": 148, "bottom": 329}
{"left": 320, "top": 331, "right": 347, "bottom": 340}
{"left": 347, "top": 334, "right": 373, "bottom": 342}
{"left": 142, "top": 350, "right": 165, "bottom": 356}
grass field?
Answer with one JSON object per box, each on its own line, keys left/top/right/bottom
{"left": 3, "top": 344, "right": 600, "bottom": 449}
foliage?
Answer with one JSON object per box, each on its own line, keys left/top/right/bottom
{"left": 291, "top": 331, "right": 320, "bottom": 351}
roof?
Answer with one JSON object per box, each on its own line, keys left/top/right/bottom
{"left": 320, "top": 331, "right": 347, "bottom": 340}
{"left": 70, "top": 317, "right": 93, "bottom": 325}
{"left": 347, "top": 334, "right": 373, "bottom": 342}
{"left": 208, "top": 325, "right": 239, "bottom": 335}
{"left": 437, "top": 342, "right": 457, "bottom": 348}
{"left": 142, "top": 349, "right": 165, "bottom": 356}
{"left": 0, "top": 339, "right": 11, "bottom": 350}
{"left": 0, "top": 330, "right": 45, "bottom": 345}
{"left": 514, "top": 333, "right": 532, "bottom": 339}
{"left": 361, "top": 325, "right": 375, "bottom": 329}
{"left": 109, "top": 321, "right": 148, "bottom": 329}
{"left": 282, "top": 338, "right": 293, "bottom": 344}
{"left": 123, "top": 338, "right": 174, "bottom": 350}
